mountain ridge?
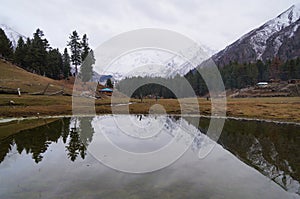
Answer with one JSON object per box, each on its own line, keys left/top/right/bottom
{"left": 212, "top": 4, "right": 300, "bottom": 66}
{"left": 0, "top": 24, "right": 26, "bottom": 49}
{"left": 2, "top": 4, "right": 300, "bottom": 80}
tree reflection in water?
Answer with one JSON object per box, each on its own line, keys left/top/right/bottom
{"left": 0, "top": 117, "right": 95, "bottom": 163}
{"left": 66, "top": 117, "right": 94, "bottom": 161}
{"left": 186, "top": 117, "right": 300, "bottom": 195}
{"left": 0, "top": 116, "right": 299, "bottom": 194}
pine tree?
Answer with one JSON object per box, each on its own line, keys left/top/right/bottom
{"left": 14, "top": 37, "right": 26, "bottom": 66}
{"left": 31, "top": 29, "right": 49, "bottom": 74}
{"left": 62, "top": 48, "right": 71, "bottom": 78}
{"left": 106, "top": 78, "right": 113, "bottom": 88}
{"left": 81, "top": 34, "right": 90, "bottom": 61}
{"left": 67, "top": 31, "right": 82, "bottom": 75}
{"left": 257, "top": 60, "right": 268, "bottom": 82}
{"left": 14, "top": 29, "right": 67, "bottom": 79}
{"left": 0, "top": 28, "right": 13, "bottom": 60}
{"left": 47, "top": 48, "right": 63, "bottom": 79}
{"left": 269, "top": 57, "right": 282, "bottom": 80}
{"left": 80, "top": 49, "right": 95, "bottom": 83}
{"left": 24, "top": 38, "right": 34, "bottom": 71}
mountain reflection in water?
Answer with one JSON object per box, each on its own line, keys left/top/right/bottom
{"left": 0, "top": 115, "right": 299, "bottom": 197}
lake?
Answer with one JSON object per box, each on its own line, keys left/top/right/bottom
{"left": 0, "top": 115, "right": 299, "bottom": 199}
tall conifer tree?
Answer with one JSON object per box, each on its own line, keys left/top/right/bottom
{"left": 67, "top": 31, "right": 82, "bottom": 75}
{"left": 0, "top": 28, "right": 13, "bottom": 59}
{"left": 62, "top": 48, "right": 71, "bottom": 78}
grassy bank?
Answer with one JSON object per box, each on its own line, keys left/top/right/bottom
{"left": 0, "top": 94, "right": 300, "bottom": 123}
{"left": 0, "top": 118, "right": 59, "bottom": 140}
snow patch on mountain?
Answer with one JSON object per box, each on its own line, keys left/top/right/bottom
{"left": 249, "top": 4, "right": 300, "bottom": 59}
{"left": 213, "top": 4, "right": 300, "bottom": 65}
{"left": 101, "top": 49, "right": 185, "bottom": 80}
{"left": 289, "top": 23, "right": 300, "bottom": 38}
{"left": 96, "top": 44, "right": 213, "bottom": 81}
{"left": 273, "top": 37, "right": 282, "bottom": 56}
{"left": 0, "top": 24, "right": 26, "bottom": 49}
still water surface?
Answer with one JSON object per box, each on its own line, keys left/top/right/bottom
{"left": 0, "top": 115, "right": 299, "bottom": 198}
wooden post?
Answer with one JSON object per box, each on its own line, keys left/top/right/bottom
{"left": 17, "top": 88, "right": 21, "bottom": 97}
{"left": 140, "top": 93, "right": 143, "bottom": 103}
{"left": 42, "top": 83, "right": 50, "bottom": 95}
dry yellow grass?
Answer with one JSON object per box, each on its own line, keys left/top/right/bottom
{"left": 0, "top": 94, "right": 299, "bottom": 123}
{"left": 0, "top": 59, "right": 74, "bottom": 94}
{"left": 225, "top": 97, "right": 300, "bottom": 122}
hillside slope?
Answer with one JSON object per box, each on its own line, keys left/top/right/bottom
{"left": 0, "top": 59, "right": 73, "bottom": 94}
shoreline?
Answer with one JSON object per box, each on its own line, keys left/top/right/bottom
{"left": 1, "top": 113, "right": 300, "bottom": 126}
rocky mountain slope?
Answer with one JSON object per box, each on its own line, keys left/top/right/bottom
{"left": 213, "top": 4, "right": 300, "bottom": 66}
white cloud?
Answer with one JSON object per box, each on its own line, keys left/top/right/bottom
{"left": 0, "top": 0, "right": 299, "bottom": 52}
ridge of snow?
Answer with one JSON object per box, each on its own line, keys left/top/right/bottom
{"left": 0, "top": 24, "right": 26, "bottom": 49}
{"left": 265, "top": 20, "right": 300, "bottom": 58}
{"left": 216, "top": 4, "right": 300, "bottom": 62}
{"left": 249, "top": 4, "right": 300, "bottom": 59}
{"left": 96, "top": 44, "right": 213, "bottom": 81}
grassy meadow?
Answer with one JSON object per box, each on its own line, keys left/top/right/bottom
{"left": 0, "top": 94, "right": 300, "bottom": 123}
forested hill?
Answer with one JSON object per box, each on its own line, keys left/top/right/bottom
{"left": 189, "top": 58, "right": 300, "bottom": 91}
{"left": 0, "top": 27, "right": 95, "bottom": 82}
{"left": 117, "top": 57, "right": 300, "bottom": 98}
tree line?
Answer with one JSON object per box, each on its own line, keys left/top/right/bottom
{"left": 116, "top": 74, "right": 203, "bottom": 99}
{"left": 0, "top": 28, "right": 95, "bottom": 81}
{"left": 215, "top": 57, "right": 300, "bottom": 89}
{"left": 118, "top": 57, "right": 300, "bottom": 98}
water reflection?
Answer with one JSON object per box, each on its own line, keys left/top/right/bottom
{"left": 66, "top": 117, "right": 95, "bottom": 161}
{"left": 193, "top": 118, "right": 300, "bottom": 195}
{"left": 0, "top": 115, "right": 299, "bottom": 197}
{"left": 89, "top": 115, "right": 203, "bottom": 173}
{"left": 0, "top": 117, "right": 95, "bottom": 163}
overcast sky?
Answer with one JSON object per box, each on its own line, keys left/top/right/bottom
{"left": 0, "top": 0, "right": 299, "bottom": 52}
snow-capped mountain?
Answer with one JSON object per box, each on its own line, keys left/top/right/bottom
{"left": 0, "top": 24, "right": 26, "bottom": 49}
{"left": 97, "top": 45, "right": 214, "bottom": 81}
{"left": 213, "top": 4, "right": 300, "bottom": 66}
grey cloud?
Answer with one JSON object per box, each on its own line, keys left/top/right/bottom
{"left": 0, "top": 0, "right": 298, "bottom": 52}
